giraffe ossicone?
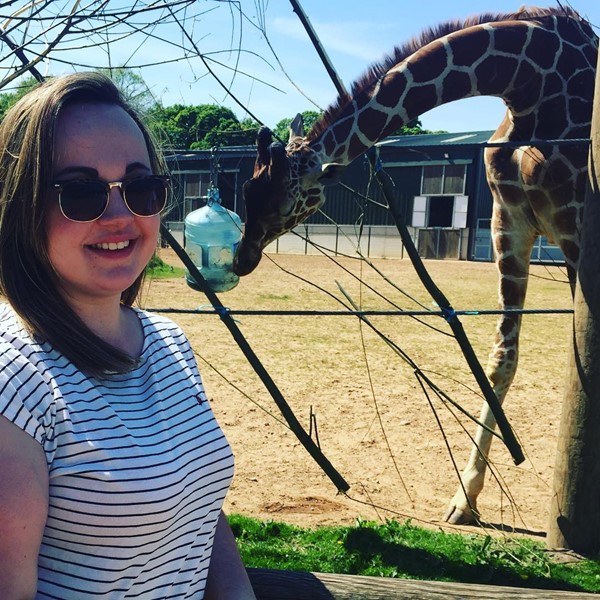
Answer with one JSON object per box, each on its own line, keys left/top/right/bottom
{"left": 233, "top": 6, "right": 598, "bottom": 525}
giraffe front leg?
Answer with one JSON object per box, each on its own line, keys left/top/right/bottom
{"left": 443, "top": 357, "right": 516, "bottom": 525}
{"left": 443, "top": 227, "right": 529, "bottom": 524}
{"left": 442, "top": 163, "right": 537, "bottom": 521}
{"left": 442, "top": 143, "right": 542, "bottom": 524}
{"left": 443, "top": 402, "right": 496, "bottom": 524}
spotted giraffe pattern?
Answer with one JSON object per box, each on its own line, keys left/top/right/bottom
{"left": 234, "top": 7, "right": 598, "bottom": 525}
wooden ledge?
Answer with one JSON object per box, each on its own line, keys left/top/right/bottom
{"left": 247, "top": 568, "right": 598, "bottom": 599}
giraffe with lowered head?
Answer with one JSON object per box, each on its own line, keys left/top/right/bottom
{"left": 233, "top": 6, "right": 598, "bottom": 525}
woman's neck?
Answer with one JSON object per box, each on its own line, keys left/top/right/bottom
{"left": 67, "top": 296, "right": 144, "bottom": 358}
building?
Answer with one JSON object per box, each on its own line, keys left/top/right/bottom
{"left": 164, "top": 131, "right": 564, "bottom": 263}
{"left": 372, "top": 131, "right": 563, "bottom": 262}
{"left": 163, "top": 146, "right": 255, "bottom": 223}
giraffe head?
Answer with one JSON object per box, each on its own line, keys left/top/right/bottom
{"left": 233, "top": 115, "right": 343, "bottom": 276}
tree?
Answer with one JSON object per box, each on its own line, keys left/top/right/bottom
{"left": 394, "top": 118, "right": 434, "bottom": 136}
{"left": 273, "top": 110, "right": 322, "bottom": 141}
{"left": 0, "top": 71, "right": 260, "bottom": 151}
{"left": 0, "top": 69, "right": 159, "bottom": 123}
{"left": 0, "top": 76, "right": 41, "bottom": 121}
{"left": 148, "top": 103, "right": 259, "bottom": 150}
{"left": 272, "top": 112, "right": 438, "bottom": 142}
{"left": 238, "top": 118, "right": 262, "bottom": 146}
{"left": 97, "top": 68, "right": 158, "bottom": 117}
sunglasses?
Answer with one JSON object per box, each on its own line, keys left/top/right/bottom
{"left": 52, "top": 175, "right": 170, "bottom": 223}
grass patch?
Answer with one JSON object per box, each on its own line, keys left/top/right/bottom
{"left": 146, "top": 254, "right": 185, "bottom": 279}
{"left": 257, "top": 293, "right": 293, "bottom": 302}
{"left": 229, "top": 515, "right": 600, "bottom": 593}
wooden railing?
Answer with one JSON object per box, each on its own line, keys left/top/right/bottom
{"left": 247, "top": 568, "right": 599, "bottom": 599}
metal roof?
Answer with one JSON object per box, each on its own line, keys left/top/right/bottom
{"left": 163, "top": 130, "right": 496, "bottom": 160}
{"left": 376, "top": 130, "right": 495, "bottom": 148}
{"left": 164, "top": 146, "right": 255, "bottom": 162}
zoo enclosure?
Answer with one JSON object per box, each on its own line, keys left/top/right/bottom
{"left": 165, "top": 219, "right": 562, "bottom": 264}
{"left": 164, "top": 131, "right": 568, "bottom": 264}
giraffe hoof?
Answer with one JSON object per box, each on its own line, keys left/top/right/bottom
{"left": 442, "top": 505, "right": 478, "bottom": 525}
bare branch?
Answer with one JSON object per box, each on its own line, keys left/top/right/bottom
{"left": 0, "top": 1, "right": 314, "bottom": 126}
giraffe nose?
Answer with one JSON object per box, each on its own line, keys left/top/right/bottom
{"left": 233, "top": 238, "right": 262, "bottom": 276}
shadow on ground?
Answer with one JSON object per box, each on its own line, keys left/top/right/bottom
{"left": 343, "top": 527, "right": 589, "bottom": 593}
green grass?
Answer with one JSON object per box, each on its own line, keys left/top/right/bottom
{"left": 145, "top": 254, "right": 185, "bottom": 279}
{"left": 256, "top": 293, "right": 293, "bottom": 302}
{"left": 229, "top": 515, "right": 600, "bottom": 593}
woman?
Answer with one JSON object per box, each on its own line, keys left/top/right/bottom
{"left": 0, "top": 72, "right": 256, "bottom": 599}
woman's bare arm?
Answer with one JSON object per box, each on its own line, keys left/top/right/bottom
{"left": 0, "top": 415, "right": 48, "bottom": 599}
{"left": 204, "top": 511, "right": 257, "bottom": 600}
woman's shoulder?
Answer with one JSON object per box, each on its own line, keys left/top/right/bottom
{"left": 0, "top": 303, "right": 38, "bottom": 353}
{"left": 0, "top": 303, "right": 68, "bottom": 375}
{"left": 0, "top": 304, "right": 61, "bottom": 457}
{"left": 133, "top": 307, "right": 183, "bottom": 331}
{"left": 133, "top": 308, "right": 189, "bottom": 346}
{"left": 0, "top": 304, "right": 54, "bottom": 392}
{"left": 0, "top": 302, "right": 26, "bottom": 334}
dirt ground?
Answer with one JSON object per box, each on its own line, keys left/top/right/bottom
{"left": 143, "top": 249, "right": 573, "bottom": 541}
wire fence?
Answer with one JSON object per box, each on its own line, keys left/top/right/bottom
{"left": 149, "top": 306, "right": 574, "bottom": 317}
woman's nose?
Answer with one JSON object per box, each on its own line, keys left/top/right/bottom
{"left": 101, "top": 184, "right": 133, "bottom": 222}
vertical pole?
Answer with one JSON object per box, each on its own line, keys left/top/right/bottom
{"left": 546, "top": 49, "right": 600, "bottom": 554}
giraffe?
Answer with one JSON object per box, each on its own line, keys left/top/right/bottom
{"left": 232, "top": 6, "right": 598, "bottom": 525}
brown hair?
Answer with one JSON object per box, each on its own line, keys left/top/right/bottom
{"left": 0, "top": 72, "right": 166, "bottom": 377}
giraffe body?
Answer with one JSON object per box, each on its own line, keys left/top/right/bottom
{"left": 234, "top": 7, "right": 598, "bottom": 524}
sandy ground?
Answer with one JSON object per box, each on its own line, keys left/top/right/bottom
{"left": 143, "top": 249, "right": 573, "bottom": 541}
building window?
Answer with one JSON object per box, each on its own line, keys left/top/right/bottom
{"left": 428, "top": 196, "right": 455, "bottom": 227}
{"left": 184, "top": 172, "right": 211, "bottom": 212}
{"left": 443, "top": 164, "right": 466, "bottom": 194}
{"left": 421, "top": 165, "right": 443, "bottom": 195}
{"left": 185, "top": 174, "right": 200, "bottom": 198}
{"left": 185, "top": 173, "right": 211, "bottom": 200}
{"left": 412, "top": 192, "right": 469, "bottom": 229}
{"left": 421, "top": 164, "right": 466, "bottom": 195}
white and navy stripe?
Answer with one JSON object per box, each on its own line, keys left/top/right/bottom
{"left": 0, "top": 304, "right": 234, "bottom": 598}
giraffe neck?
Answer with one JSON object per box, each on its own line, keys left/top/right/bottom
{"left": 308, "top": 14, "right": 597, "bottom": 166}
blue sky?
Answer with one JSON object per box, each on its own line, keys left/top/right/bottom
{"left": 44, "top": 1, "right": 600, "bottom": 134}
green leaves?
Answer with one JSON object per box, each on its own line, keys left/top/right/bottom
{"left": 0, "top": 76, "right": 40, "bottom": 121}
{"left": 147, "top": 103, "right": 259, "bottom": 150}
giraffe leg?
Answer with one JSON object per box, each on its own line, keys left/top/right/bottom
{"left": 443, "top": 407, "right": 495, "bottom": 524}
{"left": 444, "top": 211, "right": 534, "bottom": 524}
{"left": 443, "top": 341, "right": 518, "bottom": 524}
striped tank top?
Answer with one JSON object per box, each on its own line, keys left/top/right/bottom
{"left": 0, "top": 304, "right": 234, "bottom": 598}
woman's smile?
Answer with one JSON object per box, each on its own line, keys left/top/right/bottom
{"left": 89, "top": 239, "right": 131, "bottom": 251}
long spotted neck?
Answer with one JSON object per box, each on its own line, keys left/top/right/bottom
{"left": 308, "top": 13, "right": 596, "bottom": 165}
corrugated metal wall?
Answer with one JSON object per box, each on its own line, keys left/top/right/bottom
{"left": 304, "top": 159, "right": 422, "bottom": 227}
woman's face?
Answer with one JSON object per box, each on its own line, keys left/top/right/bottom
{"left": 45, "top": 102, "right": 160, "bottom": 309}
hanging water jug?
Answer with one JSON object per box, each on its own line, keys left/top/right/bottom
{"left": 184, "top": 188, "right": 242, "bottom": 293}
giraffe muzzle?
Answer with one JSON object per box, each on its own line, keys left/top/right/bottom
{"left": 233, "top": 238, "right": 262, "bottom": 276}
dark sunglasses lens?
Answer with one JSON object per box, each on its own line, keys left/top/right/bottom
{"left": 59, "top": 181, "right": 108, "bottom": 222}
{"left": 124, "top": 177, "right": 167, "bottom": 216}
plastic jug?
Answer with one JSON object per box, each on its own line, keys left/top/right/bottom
{"left": 184, "top": 188, "right": 242, "bottom": 293}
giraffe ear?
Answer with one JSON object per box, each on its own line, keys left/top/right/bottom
{"left": 319, "top": 162, "right": 345, "bottom": 186}
{"left": 289, "top": 113, "right": 304, "bottom": 140}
